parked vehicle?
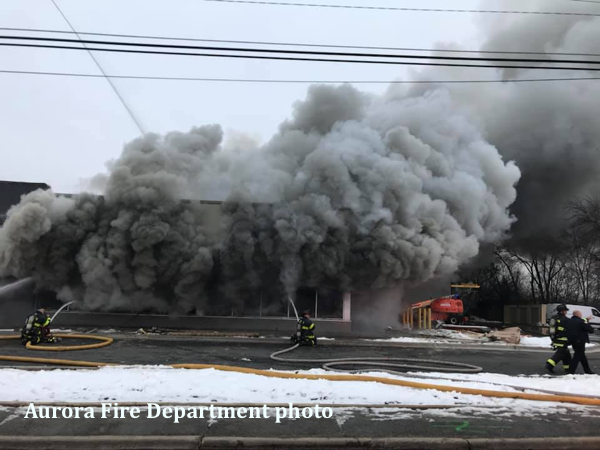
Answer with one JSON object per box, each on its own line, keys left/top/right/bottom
{"left": 546, "top": 303, "right": 600, "bottom": 327}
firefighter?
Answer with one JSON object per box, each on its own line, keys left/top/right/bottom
{"left": 545, "top": 304, "right": 571, "bottom": 374}
{"left": 20, "top": 308, "right": 60, "bottom": 346}
{"left": 292, "top": 309, "right": 317, "bottom": 346}
{"left": 568, "top": 310, "right": 595, "bottom": 375}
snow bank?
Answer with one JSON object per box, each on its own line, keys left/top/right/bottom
{"left": 519, "top": 336, "right": 552, "bottom": 347}
{"left": 367, "top": 329, "right": 482, "bottom": 345}
{"left": 369, "top": 330, "right": 595, "bottom": 348}
{"left": 0, "top": 367, "right": 597, "bottom": 409}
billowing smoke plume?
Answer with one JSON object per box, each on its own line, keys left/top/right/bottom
{"left": 4, "top": 1, "right": 599, "bottom": 314}
{"left": 223, "top": 85, "right": 520, "bottom": 302}
{"left": 0, "top": 82, "right": 520, "bottom": 313}
{"left": 0, "top": 126, "right": 222, "bottom": 313}
{"left": 402, "top": 0, "right": 600, "bottom": 246}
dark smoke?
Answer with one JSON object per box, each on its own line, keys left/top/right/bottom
{"left": 401, "top": 0, "right": 600, "bottom": 246}
{"left": 0, "top": 83, "right": 519, "bottom": 313}
{"left": 3, "top": 1, "right": 597, "bottom": 315}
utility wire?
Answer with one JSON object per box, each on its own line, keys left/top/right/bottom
{"left": 2, "top": 68, "right": 600, "bottom": 84}
{"left": 3, "top": 27, "right": 600, "bottom": 58}
{"left": 4, "top": 42, "right": 600, "bottom": 71}
{"left": 3, "top": 35, "right": 600, "bottom": 66}
{"left": 50, "top": 0, "right": 145, "bottom": 134}
{"left": 0, "top": 42, "right": 600, "bottom": 72}
{"left": 205, "top": 0, "right": 600, "bottom": 17}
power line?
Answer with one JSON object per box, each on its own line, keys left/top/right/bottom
{"left": 49, "top": 0, "right": 145, "bottom": 134}
{"left": 3, "top": 27, "right": 600, "bottom": 58}
{"left": 4, "top": 42, "right": 600, "bottom": 72}
{"left": 3, "top": 35, "right": 600, "bottom": 66}
{"left": 2, "top": 69, "right": 600, "bottom": 84}
{"left": 205, "top": 0, "right": 600, "bottom": 17}
{"left": 6, "top": 27, "right": 600, "bottom": 62}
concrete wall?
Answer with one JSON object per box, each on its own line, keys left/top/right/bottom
{"left": 49, "top": 312, "right": 353, "bottom": 334}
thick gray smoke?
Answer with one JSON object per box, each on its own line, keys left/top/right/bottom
{"left": 5, "top": 1, "right": 599, "bottom": 313}
{"left": 402, "top": 0, "right": 600, "bottom": 246}
{"left": 0, "top": 127, "right": 221, "bottom": 313}
{"left": 0, "top": 82, "right": 520, "bottom": 313}
{"left": 224, "top": 85, "right": 520, "bottom": 302}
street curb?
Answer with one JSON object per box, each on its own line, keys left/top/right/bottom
{"left": 82, "top": 332, "right": 576, "bottom": 354}
{"left": 4, "top": 330, "right": 594, "bottom": 354}
{"left": 204, "top": 437, "right": 468, "bottom": 448}
{"left": 0, "top": 436, "right": 199, "bottom": 449}
{"left": 467, "top": 437, "right": 600, "bottom": 449}
{"left": 1, "top": 436, "right": 600, "bottom": 449}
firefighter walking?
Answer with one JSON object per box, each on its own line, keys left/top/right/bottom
{"left": 20, "top": 308, "right": 61, "bottom": 346}
{"left": 546, "top": 304, "right": 571, "bottom": 374}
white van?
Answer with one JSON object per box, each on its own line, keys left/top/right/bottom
{"left": 546, "top": 303, "right": 600, "bottom": 328}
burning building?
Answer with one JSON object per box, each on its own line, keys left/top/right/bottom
{"left": 0, "top": 84, "right": 521, "bottom": 331}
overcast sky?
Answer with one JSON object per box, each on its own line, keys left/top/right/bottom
{"left": 0, "top": 0, "right": 593, "bottom": 192}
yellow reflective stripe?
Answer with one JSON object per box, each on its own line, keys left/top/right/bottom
{"left": 563, "top": 365, "right": 570, "bottom": 369}
{"left": 308, "top": 324, "right": 315, "bottom": 329}
{"left": 547, "top": 359, "right": 556, "bottom": 366}
{"left": 33, "top": 318, "right": 51, "bottom": 327}
{"left": 553, "top": 343, "right": 564, "bottom": 347}
{"left": 301, "top": 326, "right": 310, "bottom": 330}
{"left": 557, "top": 337, "right": 568, "bottom": 341}
{"left": 557, "top": 327, "right": 565, "bottom": 331}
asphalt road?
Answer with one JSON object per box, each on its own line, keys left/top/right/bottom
{"left": 1, "top": 333, "right": 599, "bottom": 375}
{"left": 1, "top": 332, "right": 599, "bottom": 446}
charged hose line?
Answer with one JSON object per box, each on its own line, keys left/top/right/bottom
{"left": 1, "top": 335, "right": 600, "bottom": 407}
{"left": 0, "top": 334, "right": 113, "bottom": 351}
{"left": 270, "top": 344, "right": 483, "bottom": 373}
{"left": 172, "top": 362, "right": 600, "bottom": 407}
{"left": 373, "top": 372, "right": 600, "bottom": 400}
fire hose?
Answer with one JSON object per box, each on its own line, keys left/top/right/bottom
{"left": 270, "top": 344, "right": 483, "bottom": 373}
{"left": 1, "top": 331, "right": 600, "bottom": 406}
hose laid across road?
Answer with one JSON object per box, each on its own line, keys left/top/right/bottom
{"left": 270, "top": 343, "right": 483, "bottom": 373}
{"left": 1, "top": 334, "right": 600, "bottom": 407}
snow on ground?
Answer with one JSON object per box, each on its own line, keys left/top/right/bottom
{"left": 367, "top": 329, "right": 483, "bottom": 345}
{"left": 369, "top": 330, "right": 596, "bottom": 348}
{"left": 518, "top": 336, "right": 552, "bottom": 347}
{"left": 0, "top": 366, "right": 597, "bottom": 412}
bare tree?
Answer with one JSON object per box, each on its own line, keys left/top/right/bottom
{"left": 563, "top": 223, "right": 598, "bottom": 305}
{"left": 503, "top": 244, "right": 566, "bottom": 304}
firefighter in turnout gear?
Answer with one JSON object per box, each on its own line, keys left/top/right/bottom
{"left": 545, "top": 304, "right": 571, "bottom": 374}
{"left": 20, "top": 308, "right": 61, "bottom": 346}
{"left": 291, "top": 310, "right": 317, "bottom": 346}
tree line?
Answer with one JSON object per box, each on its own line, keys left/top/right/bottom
{"left": 460, "top": 197, "right": 600, "bottom": 319}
